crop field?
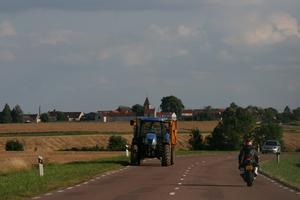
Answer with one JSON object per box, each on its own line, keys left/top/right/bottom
{"left": 0, "top": 121, "right": 219, "bottom": 134}
{"left": 1, "top": 120, "right": 299, "bottom": 175}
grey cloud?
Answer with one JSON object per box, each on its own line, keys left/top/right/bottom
{"left": 0, "top": 0, "right": 200, "bottom": 12}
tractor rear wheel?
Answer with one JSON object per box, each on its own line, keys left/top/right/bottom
{"left": 171, "top": 146, "right": 175, "bottom": 165}
{"left": 161, "top": 144, "right": 171, "bottom": 166}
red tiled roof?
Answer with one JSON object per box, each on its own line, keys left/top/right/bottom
{"left": 98, "top": 110, "right": 136, "bottom": 117}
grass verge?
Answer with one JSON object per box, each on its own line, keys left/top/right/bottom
{"left": 0, "top": 156, "right": 129, "bottom": 200}
{"left": 260, "top": 153, "right": 300, "bottom": 190}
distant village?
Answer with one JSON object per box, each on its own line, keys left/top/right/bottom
{"left": 13, "top": 97, "right": 225, "bottom": 123}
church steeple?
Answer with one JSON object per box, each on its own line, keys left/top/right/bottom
{"left": 144, "top": 97, "right": 150, "bottom": 108}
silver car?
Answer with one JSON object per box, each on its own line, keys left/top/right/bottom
{"left": 261, "top": 140, "right": 281, "bottom": 154}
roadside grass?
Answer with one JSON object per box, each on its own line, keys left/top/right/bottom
{"left": 0, "top": 156, "right": 129, "bottom": 200}
{"left": 260, "top": 153, "right": 300, "bottom": 190}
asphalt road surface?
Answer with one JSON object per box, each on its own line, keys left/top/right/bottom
{"left": 32, "top": 153, "right": 300, "bottom": 200}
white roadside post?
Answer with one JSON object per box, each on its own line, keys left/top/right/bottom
{"left": 125, "top": 145, "right": 129, "bottom": 157}
{"left": 276, "top": 152, "right": 280, "bottom": 164}
{"left": 38, "top": 156, "right": 44, "bottom": 176}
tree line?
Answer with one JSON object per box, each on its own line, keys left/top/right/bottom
{"left": 1, "top": 97, "right": 300, "bottom": 123}
{"left": 189, "top": 103, "right": 290, "bottom": 151}
{"left": 0, "top": 104, "right": 23, "bottom": 123}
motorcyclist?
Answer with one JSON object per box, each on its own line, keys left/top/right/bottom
{"left": 238, "top": 139, "right": 259, "bottom": 176}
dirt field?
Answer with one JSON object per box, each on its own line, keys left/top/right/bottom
{"left": 283, "top": 132, "right": 300, "bottom": 151}
{"left": 0, "top": 121, "right": 219, "bottom": 134}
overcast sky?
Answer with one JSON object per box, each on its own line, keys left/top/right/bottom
{"left": 0, "top": 0, "right": 300, "bottom": 113}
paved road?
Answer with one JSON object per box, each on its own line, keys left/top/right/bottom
{"left": 32, "top": 154, "right": 300, "bottom": 200}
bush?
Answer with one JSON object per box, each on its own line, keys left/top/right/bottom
{"left": 61, "top": 145, "right": 105, "bottom": 151}
{"left": 107, "top": 135, "right": 127, "bottom": 151}
{"left": 5, "top": 140, "right": 24, "bottom": 151}
{"left": 189, "top": 129, "right": 205, "bottom": 150}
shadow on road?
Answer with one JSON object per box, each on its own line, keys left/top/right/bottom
{"left": 66, "top": 159, "right": 129, "bottom": 166}
{"left": 182, "top": 183, "right": 244, "bottom": 188}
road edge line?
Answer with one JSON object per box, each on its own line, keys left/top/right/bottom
{"left": 259, "top": 169, "right": 300, "bottom": 192}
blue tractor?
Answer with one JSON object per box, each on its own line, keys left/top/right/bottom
{"left": 130, "top": 117, "right": 177, "bottom": 166}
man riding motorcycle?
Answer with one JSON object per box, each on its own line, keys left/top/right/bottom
{"left": 238, "top": 139, "right": 259, "bottom": 177}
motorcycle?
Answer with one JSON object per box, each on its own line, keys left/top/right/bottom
{"left": 241, "top": 156, "right": 255, "bottom": 187}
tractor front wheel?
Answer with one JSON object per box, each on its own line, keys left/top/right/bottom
{"left": 130, "top": 145, "right": 140, "bottom": 166}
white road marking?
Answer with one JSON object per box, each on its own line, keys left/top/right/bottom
{"left": 58, "top": 190, "right": 64, "bottom": 193}
{"left": 271, "top": 180, "right": 275, "bottom": 183}
{"left": 32, "top": 197, "right": 41, "bottom": 199}
{"left": 102, "top": 175, "right": 106, "bottom": 177}
{"left": 83, "top": 182, "right": 89, "bottom": 185}
{"left": 45, "top": 193, "right": 53, "bottom": 196}
{"left": 296, "top": 192, "right": 300, "bottom": 195}
{"left": 67, "top": 187, "right": 73, "bottom": 190}
{"left": 169, "top": 192, "right": 176, "bottom": 196}
{"left": 188, "top": 167, "right": 191, "bottom": 170}
{"left": 90, "top": 179, "right": 95, "bottom": 182}
{"left": 289, "top": 189, "right": 295, "bottom": 192}
{"left": 183, "top": 174, "right": 186, "bottom": 177}
{"left": 180, "top": 178, "right": 184, "bottom": 181}
{"left": 75, "top": 184, "right": 81, "bottom": 187}
{"left": 202, "top": 161, "right": 206, "bottom": 163}
{"left": 283, "top": 187, "right": 288, "bottom": 190}
{"left": 96, "top": 177, "right": 101, "bottom": 180}
{"left": 174, "top": 187, "right": 180, "bottom": 190}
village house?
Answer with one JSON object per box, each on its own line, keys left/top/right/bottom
{"left": 22, "top": 114, "right": 41, "bottom": 123}
{"left": 48, "top": 110, "right": 84, "bottom": 122}
{"left": 64, "top": 112, "right": 84, "bottom": 121}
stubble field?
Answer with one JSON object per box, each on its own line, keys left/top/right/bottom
{"left": 1, "top": 121, "right": 299, "bottom": 174}
{"left": 0, "top": 121, "right": 218, "bottom": 134}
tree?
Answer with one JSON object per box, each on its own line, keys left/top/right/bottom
{"left": 56, "top": 111, "right": 67, "bottom": 121}
{"left": 293, "top": 107, "right": 300, "bottom": 121}
{"left": 11, "top": 105, "right": 24, "bottom": 123}
{"left": 189, "top": 129, "right": 205, "bottom": 150}
{"left": 254, "top": 122, "right": 283, "bottom": 147}
{"left": 160, "top": 96, "right": 185, "bottom": 117}
{"left": 262, "top": 107, "right": 278, "bottom": 123}
{"left": 40, "top": 113, "right": 49, "bottom": 122}
{"left": 207, "top": 103, "right": 256, "bottom": 150}
{"left": 132, "top": 104, "right": 144, "bottom": 116}
{"left": 279, "top": 106, "right": 293, "bottom": 123}
{"left": 0, "top": 104, "right": 12, "bottom": 123}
